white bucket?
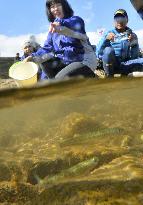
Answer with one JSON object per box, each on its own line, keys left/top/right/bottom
{"left": 9, "top": 62, "right": 38, "bottom": 87}
{"left": 128, "top": 71, "right": 143, "bottom": 78}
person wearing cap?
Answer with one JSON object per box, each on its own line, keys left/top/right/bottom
{"left": 21, "top": 41, "right": 41, "bottom": 60}
{"left": 23, "top": 0, "right": 97, "bottom": 80}
{"left": 96, "top": 9, "right": 143, "bottom": 77}
{"left": 21, "top": 40, "right": 47, "bottom": 80}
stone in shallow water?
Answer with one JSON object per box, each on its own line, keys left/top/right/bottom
{"left": 0, "top": 79, "right": 19, "bottom": 89}
{"left": 58, "top": 112, "right": 98, "bottom": 138}
{"left": 0, "top": 163, "right": 11, "bottom": 182}
{"left": 91, "top": 155, "right": 143, "bottom": 181}
{"left": 0, "top": 181, "right": 38, "bottom": 204}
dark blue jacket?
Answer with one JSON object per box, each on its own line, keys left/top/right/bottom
{"left": 31, "top": 16, "right": 97, "bottom": 70}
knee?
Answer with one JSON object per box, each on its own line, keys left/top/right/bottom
{"left": 103, "top": 47, "right": 115, "bottom": 56}
{"left": 102, "top": 47, "right": 115, "bottom": 64}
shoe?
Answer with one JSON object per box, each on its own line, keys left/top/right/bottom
{"left": 95, "top": 69, "right": 106, "bottom": 79}
{"left": 114, "top": 74, "right": 121, "bottom": 78}
{"left": 128, "top": 72, "right": 143, "bottom": 77}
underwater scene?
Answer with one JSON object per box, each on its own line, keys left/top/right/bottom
{"left": 0, "top": 78, "right": 143, "bottom": 205}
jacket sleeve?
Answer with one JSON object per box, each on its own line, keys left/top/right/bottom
{"left": 96, "top": 31, "right": 111, "bottom": 59}
{"left": 130, "top": 33, "right": 140, "bottom": 59}
{"left": 20, "top": 55, "right": 25, "bottom": 61}
{"left": 31, "top": 33, "right": 54, "bottom": 63}
{"left": 55, "top": 16, "right": 88, "bottom": 41}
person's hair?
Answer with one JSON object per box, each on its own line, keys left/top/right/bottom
{"left": 46, "top": 0, "right": 74, "bottom": 22}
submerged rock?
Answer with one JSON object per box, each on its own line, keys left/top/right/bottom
{"left": 91, "top": 155, "right": 143, "bottom": 180}
{"left": 0, "top": 163, "right": 11, "bottom": 182}
{"left": 58, "top": 112, "right": 98, "bottom": 138}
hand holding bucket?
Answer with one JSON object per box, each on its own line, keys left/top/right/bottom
{"left": 9, "top": 62, "right": 38, "bottom": 87}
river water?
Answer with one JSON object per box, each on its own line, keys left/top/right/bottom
{"left": 0, "top": 77, "right": 143, "bottom": 205}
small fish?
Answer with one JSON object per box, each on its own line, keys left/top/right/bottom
{"left": 37, "top": 157, "right": 99, "bottom": 187}
{"left": 61, "top": 127, "right": 124, "bottom": 146}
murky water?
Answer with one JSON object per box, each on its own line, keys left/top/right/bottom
{"left": 0, "top": 78, "right": 143, "bottom": 205}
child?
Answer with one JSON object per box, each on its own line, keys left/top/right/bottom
{"left": 21, "top": 40, "right": 47, "bottom": 80}
{"left": 21, "top": 41, "right": 40, "bottom": 60}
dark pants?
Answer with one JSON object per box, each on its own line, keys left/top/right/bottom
{"left": 102, "top": 47, "right": 143, "bottom": 76}
{"left": 102, "top": 47, "right": 120, "bottom": 76}
{"left": 41, "top": 57, "right": 95, "bottom": 79}
{"left": 120, "top": 58, "right": 143, "bottom": 75}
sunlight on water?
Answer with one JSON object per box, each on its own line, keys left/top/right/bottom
{"left": 0, "top": 78, "right": 143, "bottom": 204}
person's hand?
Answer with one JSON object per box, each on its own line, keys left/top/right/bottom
{"left": 49, "top": 22, "right": 61, "bottom": 33}
{"left": 106, "top": 33, "right": 115, "bottom": 42}
{"left": 23, "top": 56, "right": 33, "bottom": 63}
{"left": 128, "top": 34, "right": 134, "bottom": 42}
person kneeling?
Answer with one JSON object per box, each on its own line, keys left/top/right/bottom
{"left": 96, "top": 9, "right": 143, "bottom": 77}
{"left": 23, "top": 0, "right": 97, "bottom": 80}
